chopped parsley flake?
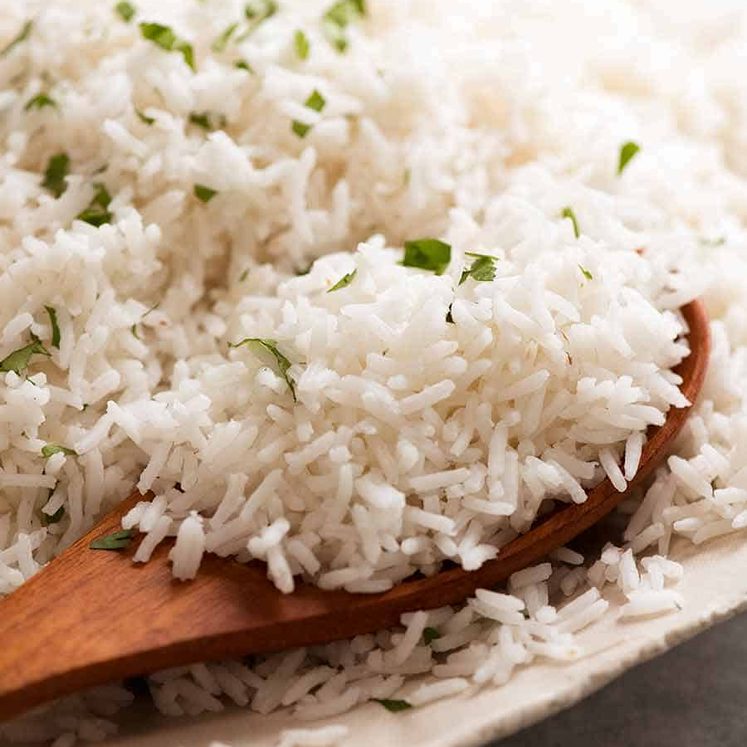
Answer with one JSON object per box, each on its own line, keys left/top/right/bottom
{"left": 239, "top": 268, "right": 250, "bottom": 282}
{"left": 323, "top": 0, "right": 366, "bottom": 52}
{"left": 41, "top": 443, "right": 76, "bottom": 459}
{"left": 42, "top": 505, "right": 65, "bottom": 526}
{"left": 1, "top": 20, "right": 32, "bottom": 57}
{"left": 139, "top": 22, "right": 195, "bottom": 71}
{"left": 189, "top": 111, "right": 226, "bottom": 131}
{"left": 374, "top": 698, "right": 412, "bottom": 712}
{"left": 90, "top": 529, "right": 135, "bottom": 551}
{"left": 423, "top": 626, "right": 441, "bottom": 645}
{"left": 136, "top": 108, "right": 155, "bottom": 125}
{"left": 115, "top": 1, "right": 136, "bottom": 22}
{"left": 244, "top": 0, "right": 277, "bottom": 21}
{"left": 292, "top": 89, "right": 326, "bottom": 138}
{"left": 294, "top": 29, "right": 310, "bottom": 60}
{"left": 579, "top": 264, "right": 593, "bottom": 280}
{"left": 212, "top": 22, "right": 238, "bottom": 53}
{"left": 229, "top": 337, "right": 297, "bottom": 400}
{"left": 402, "top": 238, "right": 451, "bottom": 275}
{"left": 45, "top": 306, "right": 60, "bottom": 348}
{"left": 194, "top": 184, "right": 218, "bottom": 203}
{"left": 327, "top": 269, "right": 357, "bottom": 292}
{"left": 618, "top": 141, "right": 640, "bottom": 175}
{"left": 700, "top": 236, "right": 726, "bottom": 247}
{"left": 24, "top": 93, "right": 57, "bottom": 112}
{"left": 77, "top": 183, "right": 113, "bottom": 227}
{"left": 0, "top": 334, "right": 51, "bottom": 375}
{"left": 41, "top": 153, "right": 70, "bottom": 198}
{"left": 561, "top": 206, "right": 580, "bottom": 238}
{"left": 446, "top": 303, "right": 454, "bottom": 324}
{"left": 234, "top": 59, "right": 254, "bottom": 73}
{"left": 459, "top": 252, "right": 498, "bottom": 285}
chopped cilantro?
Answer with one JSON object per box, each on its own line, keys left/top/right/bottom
{"left": 41, "top": 153, "right": 69, "bottom": 198}
{"left": 212, "top": 22, "right": 238, "bottom": 53}
{"left": 618, "top": 141, "right": 640, "bottom": 175}
{"left": 579, "top": 264, "right": 593, "bottom": 280}
{"left": 292, "top": 89, "right": 326, "bottom": 138}
{"left": 189, "top": 111, "right": 226, "bottom": 131}
{"left": 229, "top": 337, "right": 297, "bottom": 400}
{"left": 402, "top": 238, "right": 451, "bottom": 275}
{"left": 234, "top": 59, "right": 254, "bottom": 73}
{"left": 194, "top": 184, "right": 218, "bottom": 203}
{"left": 42, "top": 505, "right": 65, "bottom": 526}
{"left": 45, "top": 306, "right": 60, "bottom": 348}
{"left": 374, "top": 698, "right": 412, "bottom": 712}
{"left": 0, "top": 334, "right": 50, "bottom": 375}
{"left": 139, "top": 22, "right": 195, "bottom": 71}
{"left": 423, "top": 626, "right": 441, "bottom": 645}
{"left": 239, "top": 268, "right": 250, "bottom": 282}
{"left": 136, "top": 108, "right": 155, "bottom": 125}
{"left": 41, "top": 443, "right": 76, "bottom": 459}
{"left": 244, "top": 0, "right": 277, "bottom": 21}
{"left": 115, "top": 1, "right": 136, "bottom": 22}
{"left": 294, "top": 29, "right": 310, "bottom": 60}
{"left": 561, "top": 206, "right": 580, "bottom": 238}
{"left": 89, "top": 529, "right": 135, "bottom": 551}
{"left": 1, "top": 20, "right": 32, "bottom": 57}
{"left": 459, "top": 252, "right": 497, "bottom": 285}
{"left": 76, "top": 183, "right": 113, "bottom": 227}
{"left": 327, "top": 269, "right": 356, "bottom": 292}
{"left": 323, "top": 0, "right": 366, "bottom": 52}
{"left": 24, "top": 93, "right": 57, "bottom": 112}
{"left": 446, "top": 303, "right": 454, "bottom": 324}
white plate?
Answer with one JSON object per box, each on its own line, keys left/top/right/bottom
{"left": 108, "top": 531, "right": 747, "bottom": 746}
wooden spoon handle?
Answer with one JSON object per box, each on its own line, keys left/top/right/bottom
{"left": 0, "top": 300, "right": 709, "bottom": 722}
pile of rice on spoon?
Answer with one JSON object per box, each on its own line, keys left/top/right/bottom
{"left": 1, "top": 0, "right": 746, "bottom": 744}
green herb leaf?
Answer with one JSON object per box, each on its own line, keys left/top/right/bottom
{"left": 0, "top": 334, "right": 51, "bottom": 375}
{"left": 42, "top": 505, "right": 65, "bottom": 526}
{"left": 77, "top": 183, "right": 113, "bottom": 227}
{"left": 189, "top": 111, "right": 226, "bottom": 131}
{"left": 374, "top": 698, "right": 412, "bottom": 712}
{"left": 234, "top": 59, "right": 254, "bottom": 73}
{"left": 136, "top": 108, "right": 155, "bottom": 125}
{"left": 24, "top": 93, "right": 57, "bottom": 112}
{"left": 244, "top": 0, "right": 277, "bottom": 21}
{"left": 229, "top": 337, "right": 297, "bottom": 400}
{"left": 89, "top": 528, "right": 135, "bottom": 551}
{"left": 131, "top": 323, "right": 140, "bottom": 340}
{"left": 561, "top": 206, "right": 580, "bottom": 239}
{"left": 327, "top": 269, "right": 356, "bottom": 292}
{"left": 139, "top": 22, "right": 195, "bottom": 71}
{"left": 423, "top": 626, "right": 441, "bottom": 645}
{"left": 445, "top": 303, "right": 454, "bottom": 324}
{"left": 459, "top": 252, "right": 497, "bottom": 285}
{"left": 291, "top": 89, "right": 326, "bottom": 138}
{"left": 700, "top": 236, "right": 726, "bottom": 247}
{"left": 294, "top": 29, "right": 310, "bottom": 60}
{"left": 578, "top": 264, "right": 593, "bottom": 280}
{"left": 618, "top": 141, "right": 640, "bottom": 175}
{"left": 115, "top": 1, "right": 136, "bottom": 22}
{"left": 41, "top": 443, "right": 76, "bottom": 458}
{"left": 194, "top": 184, "right": 218, "bottom": 203}
{"left": 45, "top": 306, "right": 60, "bottom": 348}
{"left": 212, "top": 22, "right": 238, "bottom": 53}
{"left": 402, "top": 238, "right": 451, "bottom": 275}
{"left": 323, "top": 0, "right": 365, "bottom": 52}
{"left": 1, "top": 20, "right": 32, "bottom": 57}
{"left": 41, "top": 153, "right": 70, "bottom": 198}
{"left": 239, "top": 268, "right": 250, "bottom": 282}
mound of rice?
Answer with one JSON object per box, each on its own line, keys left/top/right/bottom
{"left": 1, "top": 0, "right": 747, "bottom": 744}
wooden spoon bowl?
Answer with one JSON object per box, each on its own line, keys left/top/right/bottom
{"left": 0, "top": 299, "right": 710, "bottom": 721}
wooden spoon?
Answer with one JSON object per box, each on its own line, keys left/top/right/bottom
{"left": 0, "top": 299, "right": 709, "bottom": 722}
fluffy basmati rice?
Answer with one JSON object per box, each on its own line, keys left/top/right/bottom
{"left": 2, "top": 0, "right": 747, "bottom": 743}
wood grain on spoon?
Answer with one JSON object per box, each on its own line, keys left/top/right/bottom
{"left": 0, "top": 299, "right": 710, "bottom": 722}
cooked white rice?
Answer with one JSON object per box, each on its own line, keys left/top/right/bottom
{"left": 1, "top": 0, "right": 747, "bottom": 744}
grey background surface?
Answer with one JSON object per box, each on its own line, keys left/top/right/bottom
{"left": 492, "top": 611, "right": 747, "bottom": 746}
